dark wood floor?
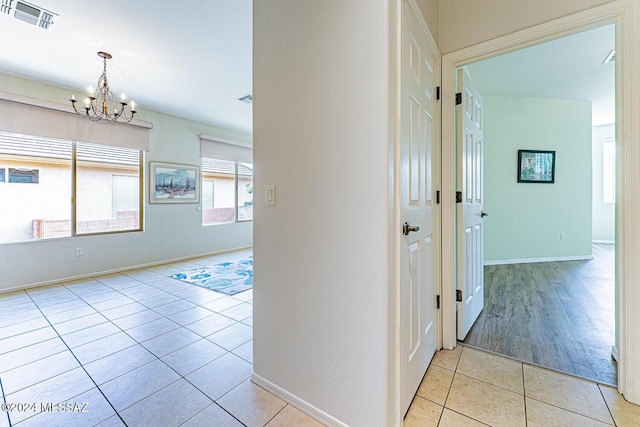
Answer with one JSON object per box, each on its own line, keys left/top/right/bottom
{"left": 462, "top": 243, "right": 616, "bottom": 385}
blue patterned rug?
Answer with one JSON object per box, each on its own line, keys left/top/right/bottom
{"left": 170, "top": 257, "right": 253, "bottom": 295}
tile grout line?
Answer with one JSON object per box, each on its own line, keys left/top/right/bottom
{"left": 62, "top": 271, "right": 251, "bottom": 426}
{"left": 445, "top": 346, "right": 494, "bottom": 427}
{"left": 54, "top": 283, "right": 226, "bottom": 425}
{"left": 7, "top": 251, "right": 254, "bottom": 427}
{"left": 24, "top": 291, "right": 129, "bottom": 427}
{"left": 1, "top": 376, "right": 12, "bottom": 427}
{"left": 522, "top": 362, "right": 528, "bottom": 427}
{"left": 597, "top": 384, "right": 618, "bottom": 427}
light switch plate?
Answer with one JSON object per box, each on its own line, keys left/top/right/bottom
{"left": 266, "top": 185, "right": 275, "bottom": 206}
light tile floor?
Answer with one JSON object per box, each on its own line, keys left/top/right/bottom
{"left": 0, "top": 249, "right": 322, "bottom": 427}
{"left": 405, "top": 345, "right": 640, "bottom": 427}
{"left": 2, "top": 249, "right": 639, "bottom": 426}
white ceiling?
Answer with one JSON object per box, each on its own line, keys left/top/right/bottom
{"left": 468, "top": 24, "right": 615, "bottom": 126}
{"left": 0, "top": 4, "right": 615, "bottom": 133}
{"left": 0, "top": 0, "right": 253, "bottom": 133}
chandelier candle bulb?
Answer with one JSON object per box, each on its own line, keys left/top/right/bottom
{"left": 120, "top": 93, "right": 126, "bottom": 103}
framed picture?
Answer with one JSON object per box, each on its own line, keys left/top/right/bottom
{"left": 0, "top": 168, "right": 4, "bottom": 183}
{"left": 150, "top": 161, "right": 200, "bottom": 203}
{"left": 518, "top": 150, "right": 555, "bottom": 183}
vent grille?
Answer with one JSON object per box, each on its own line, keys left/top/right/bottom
{"left": 1, "top": 0, "right": 57, "bottom": 29}
{"left": 603, "top": 49, "right": 615, "bottom": 64}
{"left": 237, "top": 94, "right": 253, "bottom": 104}
{"left": 14, "top": 1, "right": 39, "bottom": 25}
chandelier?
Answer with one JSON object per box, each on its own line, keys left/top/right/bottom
{"left": 69, "top": 51, "right": 137, "bottom": 124}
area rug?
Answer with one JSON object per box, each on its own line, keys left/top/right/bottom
{"left": 170, "top": 257, "right": 253, "bottom": 295}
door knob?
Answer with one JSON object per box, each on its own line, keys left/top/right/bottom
{"left": 403, "top": 222, "right": 420, "bottom": 236}
{"left": 481, "top": 211, "right": 488, "bottom": 218}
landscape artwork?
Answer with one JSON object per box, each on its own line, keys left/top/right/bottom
{"left": 150, "top": 162, "right": 200, "bottom": 203}
{"left": 517, "top": 150, "right": 555, "bottom": 183}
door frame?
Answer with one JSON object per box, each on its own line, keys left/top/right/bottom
{"left": 441, "top": 0, "right": 640, "bottom": 403}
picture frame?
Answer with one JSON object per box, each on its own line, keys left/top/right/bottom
{"left": 517, "top": 150, "right": 555, "bottom": 183}
{"left": 149, "top": 161, "right": 200, "bottom": 203}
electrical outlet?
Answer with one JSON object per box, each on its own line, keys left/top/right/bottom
{"left": 75, "top": 247, "right": 83, "bottom": 257}
{"left": 560, "top": 233, "right": 566, "bottom": 241}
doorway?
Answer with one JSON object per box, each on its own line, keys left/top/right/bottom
{"left": 440, "top": 2, "right": 640, "bottom": 402}
{"left": 455, "top": 24, "right": 616, "bottom": 384}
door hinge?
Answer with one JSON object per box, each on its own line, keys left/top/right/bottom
{"left": 456, "top": 290, "right": 463, "bottom": 302}
{"left": 436, "top": 190, "right": 441, "bottom": 204}
{"left": 436, "top": 86, "right": 441, "bottom": 101}
{"left": 436, "top": 295, "right": 441, "bottom": 309}
{"left": 455, "top": 92, "right": 462, "bottom": 105}
{"left": 455, "top": 191, "right": 462, "bottom": 203}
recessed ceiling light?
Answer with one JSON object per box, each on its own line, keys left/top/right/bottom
{"left": 238, "top": 94, "right": 253, "bottom": 104}
{"left": 603, "top": 49, "right": 615, "bottom": 64}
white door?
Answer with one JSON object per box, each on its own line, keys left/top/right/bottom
{"left": 400, "top": 3, "right": 438, "bottom": 415}
{"left": 456, "top": 68, "right": 485, "bottom": 340}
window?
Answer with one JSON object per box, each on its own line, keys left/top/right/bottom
{"left": 76, "top": 142, "right": 141, "bottom": 234}
{"left": 201, "top": 158, "right": 253, "bottom": 225}
{"left": 238, "top": 162, "right": 254, "bottom": 222}
{"left": 0, "top": 132, "right": 71, "bottom": 242}
{"left": 0, "top": 131, "right": 143, "bottom": 244}
{"left": 603, "top": 138, "right": 615, "bottom": 204}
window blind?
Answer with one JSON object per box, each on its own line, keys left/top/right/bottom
{"left": 199, "top": 133, "right": 252, "bottom": 163}
{"left": 0, "top": 91, "right": 151, "bottom": 151}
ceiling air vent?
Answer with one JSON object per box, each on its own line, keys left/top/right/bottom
{"left": 603, "top": 49, "right": 615, "bottom": 64}
{"left": 237, "top": 94, "right": 253, "bottom": 104}
{"left": 1, "top": 0, "right": 57, "bottom": 29}
{"left": 14, "top": 1, "right": 39, "bottom": 25}
{"left": 1, "top": 0, "right": 13, "bottom": 15}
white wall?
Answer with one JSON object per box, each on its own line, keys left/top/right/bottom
{"left": 592, "top": 123, "right": 615, "bottom": 242}
{"left": 0, "top": 72, "right": 252, "bottom": 292}
{"left": 253, "top": 1, "right": 393, "bottom": 426}
{"left": 415, "top": 0, "right": 439, "bottom": 45}
{"left": 483, "top": 96, "right": 593, "bottom": 262}
{"left": 438, "top": 0, "right": 616, "bottom": 53}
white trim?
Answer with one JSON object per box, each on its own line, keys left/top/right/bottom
{"left": 0, "top": 245, "right": 252, "bottom": 295}
{"left": 483, "top": 255, "right": 594, "bottom": 266}
{"left": 441, "top": 0, "right": 639, "bottom": 404}
{"left": 388, "top": 0, "right": 402, "bottom": 425}
{"left": 0, "top": 90, "right": 153, "bottom": 129}
{"left": 612, "top": 345, "right": 620, "bottom": 363}
{"left": 593, "top": 240, "right": 615, "bottom": 244}
{"left": 251, "top": 373, "right": 348, "bottom": 427}
{"left": 616, "top": 0, "right": 640, "bottom": 405}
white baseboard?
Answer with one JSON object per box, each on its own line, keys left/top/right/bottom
{"left": 484, "top": 255, "right": 594, "bottom": 266}
{"left": 612, "top": 345, "right": 619, "bottom": 363}
{"left": 251, "top": 372, "right": 348, "bottom": 427}
{"left": 0, "top": 245, "right": 252, "bottom": 295}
